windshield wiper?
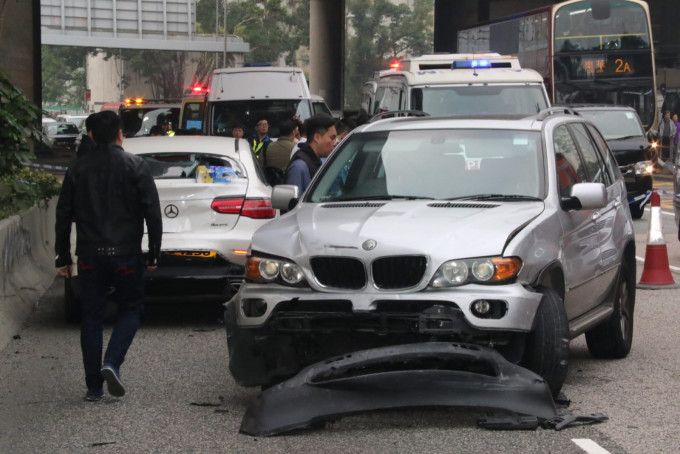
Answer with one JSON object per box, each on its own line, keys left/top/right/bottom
{"left": 609, "top": 135, "right": 643, "bottom": 141}
{"left": 335, "top": 195, "right": 434, "bottom": 201}
{"left": 451, "top": 194, "right": 543, "bottom": 202}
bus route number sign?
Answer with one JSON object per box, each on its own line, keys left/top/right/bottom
{"left": 582, "top": 57, "right": 634, "bottom": 77}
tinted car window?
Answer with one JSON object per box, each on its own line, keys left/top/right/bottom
{"left": 570, "top": 123, "right": 609, "bottom": 185}
{"left": 211, "top": 99, "right": 308, "bottom": 138}
{"left": 553, "top": 124, "right": 587, "bottom": 198}
{"left": 585, "top": 123, "right": 617, "bottom": 184}
{"left": 47, "top": 123, "right": 79, "bottom": 135}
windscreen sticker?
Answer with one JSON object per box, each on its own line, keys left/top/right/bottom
{"left": 625, "top": 112, "right": 634, "bottom": 119}
{"left": 513, "top": 135, "right": 529, "bottom": 145}
{"left": 466, "top": 159, "right": 481, "bottom": 170}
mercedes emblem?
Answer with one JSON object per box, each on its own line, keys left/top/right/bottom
{"left": 164, "top": 204, "right": 179, "bottom": 218}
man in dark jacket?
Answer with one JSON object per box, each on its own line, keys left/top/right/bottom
{"left": 76, "top": 112, "right": 100, "bottom": 158}
{"left": 286, "top": 114, "right": 337, "bottom": 194}
{"left": 55, "top": 110, "right": 162, "bottom": 401}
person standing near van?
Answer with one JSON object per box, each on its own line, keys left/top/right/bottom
{"left": 231, "top": 122, "right": 245, "bottom": 139}
{"left": 673, "top": 113, "right": 680, "bottom": 163}
{"left": 286, "top": 114, "right": 336, "bottom": 193}
{"left": 265, "top": 119, "right": 297, "bottom": 172}
{"left": 251, "top": 117, "right": 271, "bottom": 163}
{"left": 659, "top": 110, "right": 676, "bottom": 162}
{"left": 55, "top": 110, "right": 162, "bottom": 401}
{"left": 76, "top": 113, "right": 100, "bottom": 158}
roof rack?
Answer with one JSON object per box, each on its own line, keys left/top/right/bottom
{"left": 535, "top": 107, "right": 580, "bottom": 121}
{"left": 368, "top": 110, "right": 430, "bottom": 123}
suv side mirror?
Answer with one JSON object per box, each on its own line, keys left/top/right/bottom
{"left": 272, "top": 185, "right": 300, "bottom": 211}
{"left": 561, "top": 182, "right": 607, "bottom": 211}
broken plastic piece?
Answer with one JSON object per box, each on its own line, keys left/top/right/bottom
{"left": 542, "top": 413, "right": 609, "bottom": 430}
{"left": 477, "top": 414, "right": 540, "bottom": 430}
{"left": 240, "top": 342, "right": 557, "bottom": 436}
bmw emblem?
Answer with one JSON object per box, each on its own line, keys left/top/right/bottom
{"left": 362, "top": 239, "right": 377, "bottom": 251}
{"left": 164, "top": 204, "right": 179, "bottom": 218}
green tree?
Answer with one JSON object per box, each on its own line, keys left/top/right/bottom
{"left": 196, "top": 0, "right": 309, "bottom": 65}
{"left": 41, "top": 45, "right": 90, "bottom": 108}
{"left": 345, "top": 0, "right": 434, "bottom": 110}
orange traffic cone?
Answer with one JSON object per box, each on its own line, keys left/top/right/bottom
{"left": 638, "top": 188, "right": 675, "bottom": 286}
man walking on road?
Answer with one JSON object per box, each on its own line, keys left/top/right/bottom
{"left": 54, "top": 110, "right": 163, "bottom": 401}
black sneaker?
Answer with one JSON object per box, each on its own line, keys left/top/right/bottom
{"left": 85, "top": 388, "right": 104, "bottom": 401}
{"left": 101, "top": 364, "right": 125, "bottom": 397}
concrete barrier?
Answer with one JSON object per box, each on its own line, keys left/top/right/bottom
{"left": 0, "top": 199, "right": 57, "bottom": 351}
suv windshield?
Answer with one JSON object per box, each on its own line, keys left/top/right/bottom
{"left": 577, "top": 110, "right": 645, "bottom": 140}
{"left": 309, "top": 129, "right": 544, "bottom": 202}
{"left": 412, "top": 85, "right": 549, "bottom": 115}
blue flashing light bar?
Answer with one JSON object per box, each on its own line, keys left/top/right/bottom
{"left": 452, "top": 59, "right": 491, "bottom": 69}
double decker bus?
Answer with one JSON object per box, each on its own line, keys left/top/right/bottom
{"left": 457, "top": 0, "right": 657, "bottom": 130}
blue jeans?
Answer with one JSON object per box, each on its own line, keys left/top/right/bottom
{"left": 78, "top": 255, "right": 145, "bottom": 391}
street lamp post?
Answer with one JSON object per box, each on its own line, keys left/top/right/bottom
{"left": 223, "top": 0, "right": 228, "bottom": 67}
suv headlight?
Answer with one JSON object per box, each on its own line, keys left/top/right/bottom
{"left": 634, "top": 161, "right": 654, "bottom": 176}
{"left": 245, "top": 255, "right": 307, "bottom": 286}
{"left": 430, "top": 257, "right": 522, "bottom": 287}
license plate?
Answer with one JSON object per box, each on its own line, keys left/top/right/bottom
{"left": 163, "top": 251, "right": 217, "bottom": 258}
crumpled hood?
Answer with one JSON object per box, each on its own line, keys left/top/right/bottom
{"left": 253, "top": 201, "right": 544, "bottom": 260}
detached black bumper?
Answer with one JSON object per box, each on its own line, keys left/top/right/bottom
{"left": 240, "top": 342, "right": 557, "bottom": 436}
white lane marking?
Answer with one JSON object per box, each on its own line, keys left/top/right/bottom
{"left": 643, "top": 207, "right": 674, "bottom": 216}
{"left": 572, "top": 438, "right": 612, "bottom": 454}
{"left": 636, "top": 256, "right": 680, "bottom": 272}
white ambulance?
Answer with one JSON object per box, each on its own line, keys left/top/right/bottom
{"left": 368, "top": 53, "right": 551, "bottom": 117}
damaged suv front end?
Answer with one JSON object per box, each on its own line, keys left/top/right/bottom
{"left": 225, "top": 114, "right": 636, "bottom": 404}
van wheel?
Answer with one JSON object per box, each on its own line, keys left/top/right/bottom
{"left": 585, "top": 259, "right": 635, "bottom": 358}
{"left": 64, "top": 276, "right": 81, "bottom": 323}
{"left": 521, "top": 286, "right": 570, "bottom": 399}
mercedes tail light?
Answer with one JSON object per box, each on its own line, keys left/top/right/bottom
{"left": 211, "top": 197, "right": 275, "bottom": 219}
{"left": 241, "top": 199, "right": 276, "bottom": 219}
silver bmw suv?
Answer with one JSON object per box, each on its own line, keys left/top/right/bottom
{"left": 225, "top": 109, "right": 636, "bottom": 398}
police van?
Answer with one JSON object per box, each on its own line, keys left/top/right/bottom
{"left": 368, "top": 53, "right": 551, "bottom": 117}
{"left": 205, "top": 66, "right": 332, "bottom": 138}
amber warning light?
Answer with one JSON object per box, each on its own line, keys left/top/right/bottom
{"left": 190, "top": 85, "right": 208, "bottom": 94}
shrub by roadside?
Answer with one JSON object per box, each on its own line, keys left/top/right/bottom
{"left": 0, "top": 168, "right": 60, "bottom": 219}
{"left": 0, "top": 70, "right": 58, "bottom": 219}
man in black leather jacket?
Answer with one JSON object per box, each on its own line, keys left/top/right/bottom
{"left": 55, "top": 110, "right": 162, "bottom": 401}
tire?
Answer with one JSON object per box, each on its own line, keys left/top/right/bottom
{"left": 585, "top": 259, "right": 635, "bottom": 358}
{"left": 64, "top": 276, "right": 81, "bottom": 323}
{"left": 522, "top": 286, "right": 570, "bottom": 399}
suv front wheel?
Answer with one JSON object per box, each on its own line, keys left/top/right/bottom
{"left": 521, "top": 286, "right": 570, "bottom": 398}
